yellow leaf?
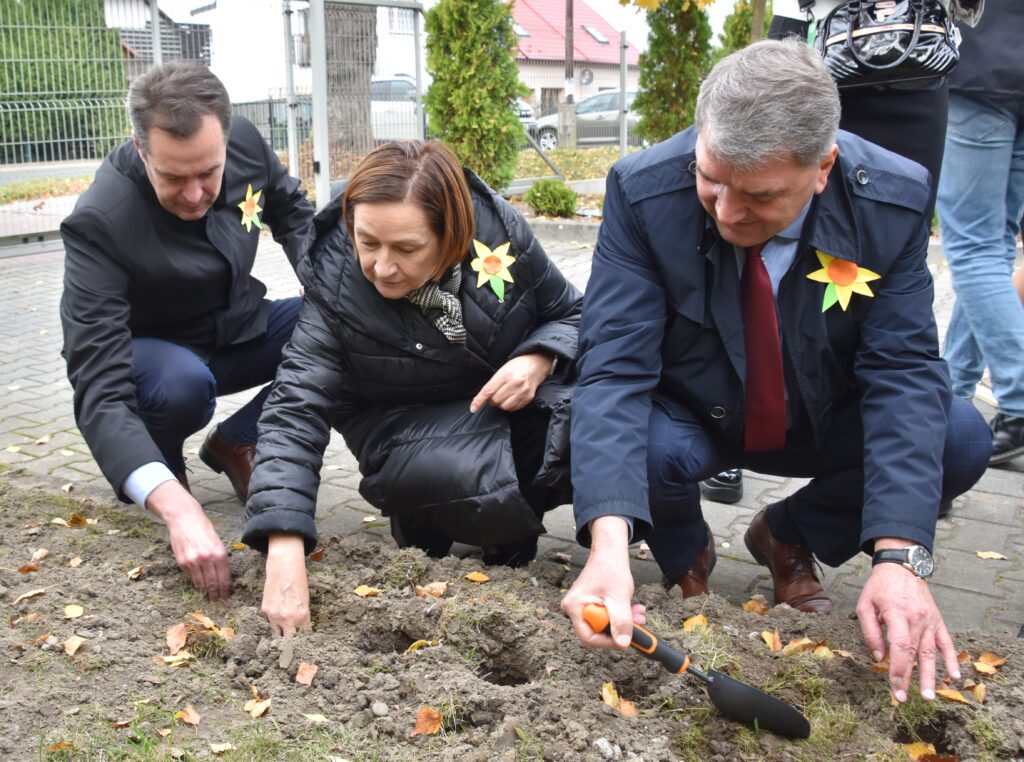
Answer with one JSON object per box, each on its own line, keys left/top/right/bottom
{"left": 761, "top": 629, "right": 782, "bottom": 651}
{"left": 600, "top": 681, "right": 620, "bottom": 709}
{"left": 963, "top": 681, "right": 985, "bottom": 704}
{"left": 46, "top": 741, "right": 74, "bottom": 752}
{"left": 166, "top": 623, "right": 188, "bottom": 655}
{"left": 976, "top": 651, "right": 1007, "bottom": 668}
{"left": 973, "top": 661, "right": 997, "bottom": 675}
{"left": 956, "top": 649, "right": 971, "bottom": 664}
{"left": 405, "top": 639, "right": 439, "bottom": 653}
{"left": 210, "top": 742, "right": 236, "bottom": 754}
{"left": 63, "top": 635, "right": 85, "bottom": 656}
{"left": 161, "top": 650, "right": 195, "bottom": 667}
{"left": 108, "top": 719, "right": 132, "bottom": 729}
{"left": 13, "top": 588, "right": 46, "bottom": 605}
{"left": 618, "top": 699, "right": 638, "bottom": 717}
{"left": 230, "top": 542, "right": 247, "bottom": 550}
{"left": 69, "top": 556, "right": 83, "bottom": 568}
{"left": 464, "top": 571, "right": 490, "bottom": 583}
{"left": 5, "top": 445, "right": 22, "bottom": 453}
{"left": 127, "top": 566, "right": 145, "bottom": 580}
{"left": 244, "top": 697, "right": 271, "bottom": 718}
{"left": 303, "top": 714, "right": 328, "bottom": 724}
{"left": 189, "top": 611, "right": 218, "bottom": 631}
{"left": 813, "top": 645, "right": 834, "bottom": 659}
{"left": 903, "top": 741, "right": 936, "bottom": 760}
{"left": 782, "top": 637, "right": 815, "bottom": 656}
{"left": 413, "top": 706, "right": 442, "bottom": 735}
{"left": 975, "top": 551, "right": 1008, "bottom": 560}
{"left": 63, "top": 604, "right": 84, "bottom": 619}
{"left": 35, "top": 435, "right": 51, "bottom": 445}
{"left": 833, "top": 649, "right": 855, "bottom": 659}
{"left": 683, "top": 614, "right": 708, "bottom": 633}
{"left": 295, "top": 662, "right": 318, "bottom": 686}
{"left": 742, "top": 594, "right": 771, "bottom": 615}
{"left": 936, "top": 689, "right": 970, "bottom": 704}
{"left": 176, "top": 704, "right": 201, "bottom": 726}
{"left": 157, "top": 728, "right": 173, "bottom": 737}
{"left": 414, "top": 581, "right": 449, "bottom": 598}
{"left": 354, "top": 584, "right": 382, "bottom": 597}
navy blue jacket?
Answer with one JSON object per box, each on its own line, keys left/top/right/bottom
{"left": 571, "top": 127, "right": 950, "bottom": 556}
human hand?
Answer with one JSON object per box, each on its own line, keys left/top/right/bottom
{"left": 262, "top": 533, "right": 311, "bottom": 637}
{"left": 856, "top": 562, "right": 960, "bottom": 702}
{"left": 470, "top": 353, "right": 554, "bottom": 413}
{"left": 146, "top": 480, "right": 232, "bottom": 599}
{"left": 561, "top": 516, "right": 645, "bottom": 649}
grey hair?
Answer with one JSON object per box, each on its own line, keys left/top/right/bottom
{"left": 128, "top": 60, "right": 231, "bottom": 153}
{"left": 695, "top": 39, "right": 840, "bottom": 169}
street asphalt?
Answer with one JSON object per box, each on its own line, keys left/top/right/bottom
{"left": 0, "top": 227, "right": 1021, "bottom": 638}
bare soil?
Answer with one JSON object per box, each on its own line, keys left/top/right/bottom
{"left": 2, "top": 471, "right": 1023, "bottom": 761}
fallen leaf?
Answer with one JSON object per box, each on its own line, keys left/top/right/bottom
{"left": 63, "top": 635, "right": 85, "bottom": 656}
{"left": 166, "top": 623, "right": 188, "bottom": 655}
{"left": 963, "top": 681, "right": 985, "bottom": 703}
{"left": 61, "top": 483, "right": 74, "bottom": 493}
{"left": 30, "top": 631, "right": 52, "bottom": 645}
{"left": 13, "top": 588, "right": 46, "bottom": 605}
{"left": 414, "top": 581, "right": 449, "bottom": 598}
{"left": 5, "top": 445, "right": 22, "bottom": 454}
{"left": 742, "top": 594, "right": 771, "bottom": 615}
{"left": 176, "top": 704, "right": 201, "bottom": 726}
{"left": 618, "top": 699, "right": 638, "bottom": 717}
{"left": 904, "top": 742, "right": 936, "bottom": 761}
{"left": 210, "top": 742, "right": 236, "bottom": 754}
{"left": 303, "top": 713, "right": 328, "bottom": 723}
{"left": 308, "top": 547, "right": 325, "bottom": 562}
{"left": 405, "top": 639, "right": 438, "bottom": 653}
{"left": 60, "top": 449, "right": 75, "bottom": 457}
{"left": 762, "top": 629, "right": 783, "bottom": 651}
{"left": 295, "top": 662, "right": 318, "bottom": 685}
{"left": 51, "top": 518, "right": 70, "bottom": 527}
{"left": 63, "top": 604, "right": 84, "bottom": 619}
{"left": 18, "top": 562, "right": 39, "bottom": 574}
{"left": 813, "top": 645, "right": 834, "bottom": 659}
{"left": 160, "top": 651, "right": 195, "bottom": 667}
{"left": 109, "top": 719, "right": 132, "bottom": 729}
{"left": 189, "top": 611, "right": 218, "bottom": 631}
{"left": 45, "top": 741, "right": 73, "bottom": 752}
{"left": 157, "top": 728, "right": 173, "bottom": 737}
{"left": 219, "top": 627, "right": 235, "bottom": 641}
{"left": 412, "top": 706, "right": 442, "bottom": 735}
{"left": 600, "top": 681, "right": 620, "bottom": 709}
{"left": 31, "top": 548, "right": 49, "bottom": 562}
{"left": 65, "top": 512, "right": 87, "bottom": 525}
{"left": 782, "top": 637, "right": 816, "bottom": 656}
{"left": 976, "top": 652, "right": 1007, "bottom": 668}
{"left": 833, "top": 649, "right": 855, "bottom": 659}
{"left": 936, "top": 688, "right": 970, "bottom": 704}
{"left": 230, "top": 542, "right": 247, "bottom": 550}
{"left": 122, "top": 566, "right": 144, "bottom": 580}
{"left": 464, "top": 571, "right": 490, "bottom": 583}
{"left": 354, "top": 584, "right": 382, "bottom": 597}
{"left": 545, "top": 663, "right": 557, "bottom": 676}
{"left": 683, "top": 614, "right": 708, "bottom": 632}
{"left": 34, "top": 435, "right": 51, "bottom": 445}
{"left": 975, "top": 551, "right": 1008, "bottom": 560}
{"left": 69, "top": 556, "right": 83, "bottom": 568}
{"left": 243, "top": 686, "right": 271, "bottom": 718}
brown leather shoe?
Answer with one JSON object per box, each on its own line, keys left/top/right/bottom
{"left": 673, "top": 524, "right": 717, "bottom": 598}
{"left": 198, "top": 426, "right": 255, "bottom": 503}
{"left": 744, "top": 509, "right": 833, "bottom": 614}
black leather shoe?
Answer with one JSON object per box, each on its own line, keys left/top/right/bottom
{"left": 198, "top": 426, "right": 255, "bottom": 503}
{"left": 990, "top": 413, "right": 1024, "bottom": 465}
{"left": 700, "top": 469, "right": 743, "bottom": 504}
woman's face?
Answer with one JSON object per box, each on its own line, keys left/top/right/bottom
{"left": 352, "top": 200, "right": 442, "bottom": 299}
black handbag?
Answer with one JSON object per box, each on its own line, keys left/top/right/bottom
{"left": 815, "top": 0, "right": 960, "bottom": 89}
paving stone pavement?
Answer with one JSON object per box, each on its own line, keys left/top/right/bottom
{"left": 1, "top": 233, "right": 1021, "bottom": 638}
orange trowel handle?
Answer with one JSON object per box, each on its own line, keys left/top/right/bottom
{"left": 582, "top": 603, "right": 691, "bottom": 675}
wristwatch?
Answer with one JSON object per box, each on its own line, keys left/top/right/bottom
{"left": 871, "top": 545, "right": 934, "bottom": 579}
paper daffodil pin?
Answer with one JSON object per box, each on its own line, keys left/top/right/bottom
{"left": 806, "top": 250, "right": 880, "bottom": 312}
{"left": 237, "top": 184, "right": 263, "bottom": 232}
{"left": 470, "top": 240, "right": 515, "bottom": 301}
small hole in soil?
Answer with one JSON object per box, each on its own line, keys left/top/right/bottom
{"left": 893, "top": 720, "right": 953, "bottom": 754}
{"left": 358, "top": 631, "right": 416, "bottom": 654}
{"left": 477, "top": 651, "right": 535, "bottom": 686}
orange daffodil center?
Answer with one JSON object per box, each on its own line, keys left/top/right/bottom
{"left": 806, "top": 250, "right": 880, "bottom": 311}
{"left": 237, "top": 184, "right": 263, "bottom": 232}
{"left": 470, "top": 240, "right": 515, "bottom": 301}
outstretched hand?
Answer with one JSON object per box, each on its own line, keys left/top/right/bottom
{"left": 470, "top": 353, "right": 554, "bottom": 413}
{"left": 262, "top": 533, "right": 311, "bottom": 637}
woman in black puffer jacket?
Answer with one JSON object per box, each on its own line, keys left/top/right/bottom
{"left": 242, "top": 141, "right": 582, "bottom": 635}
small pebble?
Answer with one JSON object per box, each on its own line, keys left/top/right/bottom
{"left": 76, "top": 628, "right": 101, "bottom": 639}
{"left": 278, "top": 640, "right": 294, "bottom": 670}
{"left": 370, "top": 701, "right": 389, "bottom": 718}
{"left": 594, "top": 738, "right": 616, "bottom": 759}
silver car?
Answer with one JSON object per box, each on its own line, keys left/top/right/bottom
{"left": 534, "top": 90, "right": 639, "bottom": 151}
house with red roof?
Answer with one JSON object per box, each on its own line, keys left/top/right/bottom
{"left": 513, "top": 0, "right": 641, "bottom": 116}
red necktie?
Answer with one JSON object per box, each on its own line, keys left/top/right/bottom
{"left": 741, "top": 244, "right": 787, "bottom": 451}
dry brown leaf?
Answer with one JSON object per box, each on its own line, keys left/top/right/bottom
{"left": 405, "top": 639, "right": 438, "bottom": 653}
{"left": 176, "top": 704, "right": 201, "bottom": 726}
{"left": 13, "top": 588, "right": 46, "bottom": 605}
{"left": 742, "top": 594, "right": 771, "bottom": 615}
{"left": 464, "top": 571, "right": 490, "bottom": 583}
{"left": 108, "top": 719, "right": 132, "bottom": 729}
{"left": 295, "top": 662, "right": 318, "bottom": 685}
{"left": 63, "top": 635, "right": 85, "bottom": 656}
{"left": 210, "top": 742, "right": 236, "bottom": 754}
{"left": 51, "top": 518, "right": 70, "bottom": 527}
{"left": 963, "top": 681, "right": 985, "bottom": 704}
{"left": 63, "top": 604, "right": 84, "bottom": 619}
{"left": 975, "top": 551, "right": 1008, "bottom": 560}
{"left": 243, "top": 686, "right": 271, "bottom": 718}
{"left": 30, "top": 631, "right": 51, "bottom": 645}
{"left": 936, "top": 688, "right": 970, "bottom": 704}
{"left": 872, "top": 656, "right": 892, "bottom": 673}
{"left": 127, "top": 566, "right": 145, "bottom": 580}
{"left": 189, "top": 611, "right": 217, "bottom": 630}
{"left": 412, "top": 706, "right": 442, "bottom": 735}
{"left": 904, "top": 742, "right": 936, "bottom": 760}
{"left": 976, "top": 652, "right": 1007, "bottom": 668}
{"left": 600, "top": 681, "right": 620, "bottom": 709}
{"left": 414, "top": 581, "right": 449, "bottom": 599}
{"left": 160, "top": 651, "right": 195, "bottom": 667}
{"left": 782, "top": 637, "right": 816, "bottom": 656}
{"left": 18, "top": 562, "right": 39, "bottom": 574}
{"left": 68, "top": 556, "right": 83, "bottom": 568}
{"left": 683, "top": 614, "right": 708, "bottom": 632}
{"left": 354, "top": 584, "right": 382, "bottom": 597}
{"left": 219, "top": 627, "right": 235, "bottom": 641}
{"left": 31, "top": 548, "right": 49, "bottom": 562}
{"left": 34, "top": 435, "right": 51, "bottom": 445}
{"left": 166, "top": 623, "right": 188, "bottom": 655}
{"left": 812, "top": 645, "right": 834, "bottom": 659}
{"left": 303, "top": 713, "right": 328, "bottom": 723}
{"left": 618, "top": 699, "right": 638, "bottom": 717}
{"left": 833, "top": 649, "right": 855, "bottom": 659}
{"left": 956, "top": 649, "right": 971, "bottom": 664}
{"left": 762, "top": 629, "right": 783, "bottom": 651}
{"left": 45, "top": 741, "right": 73, "bottom": 752}
{"left": 157, "top": 728, "right": 173, "bottom": 738}
{"left": 308, "top": 547, "right": 325, "bottom": 562}
{"left": 67, "top": 512, "right": 87, "bottom": 526}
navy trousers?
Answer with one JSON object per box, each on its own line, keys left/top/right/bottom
{"left": 645, "top": 396, "right": 992, "bottom": 582}
{"left": 132, "top": 297, "right": 301, "bottom": 472}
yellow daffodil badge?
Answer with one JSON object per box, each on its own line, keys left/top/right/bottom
{"left": 806, "top": 250, "right": 880, "bottom": 312}
{"left": 237, "top": 184, "right": 263, "bottom": 232}
{"left": 470, "top": 240, "right": 515, "bottom": 301}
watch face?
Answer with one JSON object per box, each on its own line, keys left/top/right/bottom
{"left": 908, "top": 546, "right": 934, "bottom": 578}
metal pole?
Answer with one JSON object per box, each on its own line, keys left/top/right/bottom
{"left": 282, "top": 0, "right": 299, "bottom": 178}
{"left": 149, "top": 0, "right": 163, "bottom": 66}
{"left": 414, "top": 9, "right": 424, "bottom": 140}
{"left": 619, "top": 31, "right": 627, "bottom": 160}
{"left": 309, "top": 0, "right": 331, "bottom": 209}
{"left": 563, "top": 0, "right": 574, "bottom": 104}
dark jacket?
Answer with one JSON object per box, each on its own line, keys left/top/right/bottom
{"left": 948, "top": 0, "right": 1023, "bottom": 98}
{"left": 59, "top": 116, "right": 314, "bottom": 495}
{"left": 571, "top": 127, "right": 950, "bottom": 556}
{"left": 242, "top": 171, "right": 582, "bottom": 553}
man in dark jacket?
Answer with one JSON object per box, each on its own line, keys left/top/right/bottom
{"left": 562, "top": 41, "right": 991, "bottom": 704}
{"left": 60, "top": 61, "right": 314, "bottom": 599}
{"left": 936, "top": 0, "right": 1024, "bottom": 465}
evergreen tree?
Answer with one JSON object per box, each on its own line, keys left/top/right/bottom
{"left": 714, "top": 0, "right": 773, "bottom": 63}
{"left": 424, "top": 0, "right": 527, "bottom": 191}
{"left": 632, "top": 0, "right": 713, "bottom": 143}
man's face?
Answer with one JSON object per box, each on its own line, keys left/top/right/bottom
{"left": 694, "top": 132, "right": 838, "bottom": 249}
{"left": 135, "top": 114, "right": 227, "bottom": 221}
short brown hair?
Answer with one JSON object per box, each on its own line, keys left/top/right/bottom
{"left": 128, "top": 61, "right": 231, "bottom": 153}
{"left": 343, "top": 141, "right": 475, "bottom": 281}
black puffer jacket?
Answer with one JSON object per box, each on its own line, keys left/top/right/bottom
{"left": 243, "top": 171, "right": 582, "bottom": 553}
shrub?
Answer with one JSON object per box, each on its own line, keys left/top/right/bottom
{"left": 524, "top": 179, "right": 577, "bottom": 218}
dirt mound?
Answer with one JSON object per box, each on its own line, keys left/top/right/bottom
{"left": 2, "top": 473, "right": 1022, "bottom": 760}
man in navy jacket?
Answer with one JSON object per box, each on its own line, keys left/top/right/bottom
{"left": 562, "top": 41, "right": 991, "bottom": 704}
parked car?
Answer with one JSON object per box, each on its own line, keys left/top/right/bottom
{"left": 370, "top": 75, "right": 423, "bottom": 141}
{"left": 534, "top": 90, "right": 639, "bottom": 151}
{"left": 515, "top": 98, "right": 538, "bottom": 140}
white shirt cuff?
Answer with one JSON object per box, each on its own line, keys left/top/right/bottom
{"left": 123, "top": 462, "right": 178, "bottom": 508}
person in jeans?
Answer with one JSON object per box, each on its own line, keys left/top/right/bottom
{"left": 937, "top": 0, "right": 1024, "bottom": 465}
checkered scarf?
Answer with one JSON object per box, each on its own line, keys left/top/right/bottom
{"left": 403, "top": 264, "right": 466, "bottom": 345}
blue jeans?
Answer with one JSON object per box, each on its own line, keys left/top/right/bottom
{"left": 937, "top": 93, "right": 1024, "bottom": 416}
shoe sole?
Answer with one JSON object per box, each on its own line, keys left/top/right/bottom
{"left": 700, "top": 484, "right": 743, "bottom": 505}
{"left": 198, "top": 444, "right": 247, "bottom": 503}
{"left": 989, "top": 443, "right": 1024, "bottom": 466}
